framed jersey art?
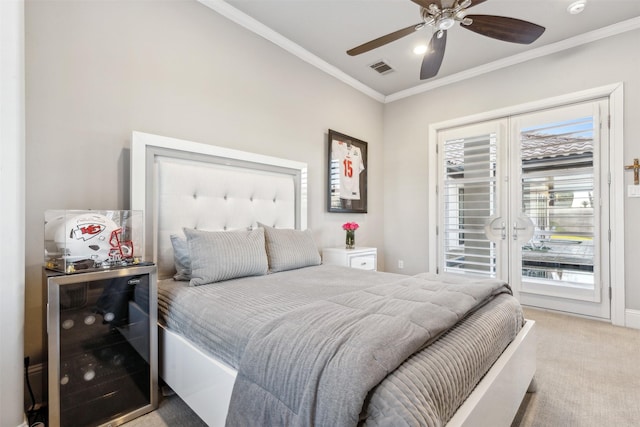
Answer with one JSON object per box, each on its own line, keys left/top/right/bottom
{"left": 328, "top": 129, "right": 368, "bottom": 213}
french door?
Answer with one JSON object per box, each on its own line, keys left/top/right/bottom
{"left": 436, "top": 100, "right": 610, "bottom": 319}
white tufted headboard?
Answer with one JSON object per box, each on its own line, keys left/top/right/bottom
{"left": 130, "top": 132, "right": 308, "bottom": 279}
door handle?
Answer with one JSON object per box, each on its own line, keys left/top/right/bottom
{"left": 512, "top": 216, "right": 535, "bottom": 242}
{"left": 493, "top": 221, "right": 506, "bottom": 240}
{"left": 513, "top": 222, "right": 527, "bottom": 240}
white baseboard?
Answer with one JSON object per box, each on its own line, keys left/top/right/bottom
{"left": 625, "top": 309, "right": 640, "bottom": 329}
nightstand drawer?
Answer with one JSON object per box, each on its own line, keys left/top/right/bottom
{"left": 349, "top": 255, "right": 376, "bottom": 270}
{"left": 322, "top": 246, "right": 377, "bottom": 271}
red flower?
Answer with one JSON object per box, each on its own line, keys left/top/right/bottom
{"left": 342, "top": 222, "right": 359, "bottom": 231}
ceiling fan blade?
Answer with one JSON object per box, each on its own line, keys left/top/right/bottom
{"left": 347, "top": 23, "right": 423, "bottom": 56}
{"left": 420, "top": 30, "right": 447, "bottom": 80}
{"left": 462, "top": 15, "right": 545, "bottom": 44}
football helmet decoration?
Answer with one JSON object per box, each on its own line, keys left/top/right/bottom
{"left": 45, "top": 213, "right": 134, "bottom": 268}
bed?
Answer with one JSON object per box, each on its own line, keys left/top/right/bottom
{"left": 130, "top": 131, "right": 536, "bottom": 427}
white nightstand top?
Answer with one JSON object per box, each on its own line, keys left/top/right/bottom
{"left": 322, "top": 246, "right": 376, "bottom": 254}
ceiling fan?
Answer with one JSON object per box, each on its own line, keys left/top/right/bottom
{"left": 347, "top": 0, "right": 545, "bottom": 80}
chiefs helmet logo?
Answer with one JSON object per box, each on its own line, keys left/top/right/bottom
{"left": 72, "top": 223, "right": 106, "bottom": 241}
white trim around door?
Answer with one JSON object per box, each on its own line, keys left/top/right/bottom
{"left": 428, "top": 83, "right": 626, "bottom": 326}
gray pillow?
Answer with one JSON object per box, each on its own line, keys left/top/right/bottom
{"left": 184, "top": 227, "right": 268, "bottom": 286}
{"left": 170, "top": 234, "right": 191, "bottom": 281}
{"left": 260, "top": 223, "right": 321, "bottom": 272}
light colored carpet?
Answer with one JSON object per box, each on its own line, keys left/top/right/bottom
{"left": 126, "top": 307, "right": 640, "bottom": 426}
{"left": 125, "top": 390, "right": 206, "bottom": 427}
{"left": 512, "top": 307, "right": 640, "bottom": 427}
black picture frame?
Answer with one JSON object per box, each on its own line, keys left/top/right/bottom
{"left": 327, "top": 129, "right": 368, "bottom": 213}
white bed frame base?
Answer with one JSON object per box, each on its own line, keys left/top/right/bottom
{"left": 160, "top": 320, "right": 536, "bottom": 427}
{"left": 132, "top": 131, "right": 536, "bottom": 427}
{"left": 159, "top": 325, "right": 236, "bottom": 427}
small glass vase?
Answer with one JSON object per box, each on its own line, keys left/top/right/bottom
{"left": 345, "top": 230, "right": 355, "bottom": 249}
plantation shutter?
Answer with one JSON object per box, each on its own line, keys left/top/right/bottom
{"left": 442, "top": 133, "right": 498, "bottom": 277}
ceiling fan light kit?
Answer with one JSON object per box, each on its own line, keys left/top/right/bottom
{"left": 437, "top": 12, "right": 455, "bottom": 30}
{"left": 347, "top": 0, "right": 545, "bottom": 81}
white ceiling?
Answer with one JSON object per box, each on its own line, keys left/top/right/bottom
{"left": 203, "top": 0, "right": 640, "bottom": 100}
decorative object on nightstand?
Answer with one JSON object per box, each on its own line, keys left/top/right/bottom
{"left": 323, "top": 246, "right": 377, "bottom": 271}
{"left": 45, "top": 264, "right": 158, "bottom": 427}
{"left": 342, "top": 222, "right": 359, "bottom": 249}
{"left": 44, "top": 210, "right": 143, "bottom": 274}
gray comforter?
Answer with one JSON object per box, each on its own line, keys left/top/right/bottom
{"left": 224, "top": 271, "right": 512, "bottom": 427}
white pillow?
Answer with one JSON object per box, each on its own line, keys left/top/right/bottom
{"left": 184, "top": 227, "right": 268, "bottom": 286}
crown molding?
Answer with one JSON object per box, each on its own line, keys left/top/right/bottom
{"left": 200, "top": 1, "right": 640, "bottom": 105}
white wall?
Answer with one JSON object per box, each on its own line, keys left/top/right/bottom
{"left": 1, "top": 1, "right": 26, "bottom": 426}
{"left": 382, "top": 29, "right": 640, "bottom": 312}
{"left": 24, "top": 0, "right": 384, "bottom": 365}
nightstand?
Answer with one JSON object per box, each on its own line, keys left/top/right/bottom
{"left": 322, "top": 247, "right": 377, "bottom": 271}
{"left": 45, "top": 264, "right": 158, "bottom": 427}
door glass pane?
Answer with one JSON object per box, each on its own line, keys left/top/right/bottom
{"left": 520, "top": 116, "right": 595, "bottom": 289}
{"left": 442, "top": 133, "right": 497, "bottom": 277}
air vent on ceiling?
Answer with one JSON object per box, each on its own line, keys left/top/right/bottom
{"left": 369, "top": 60, "right": 394, "bottom": 75}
